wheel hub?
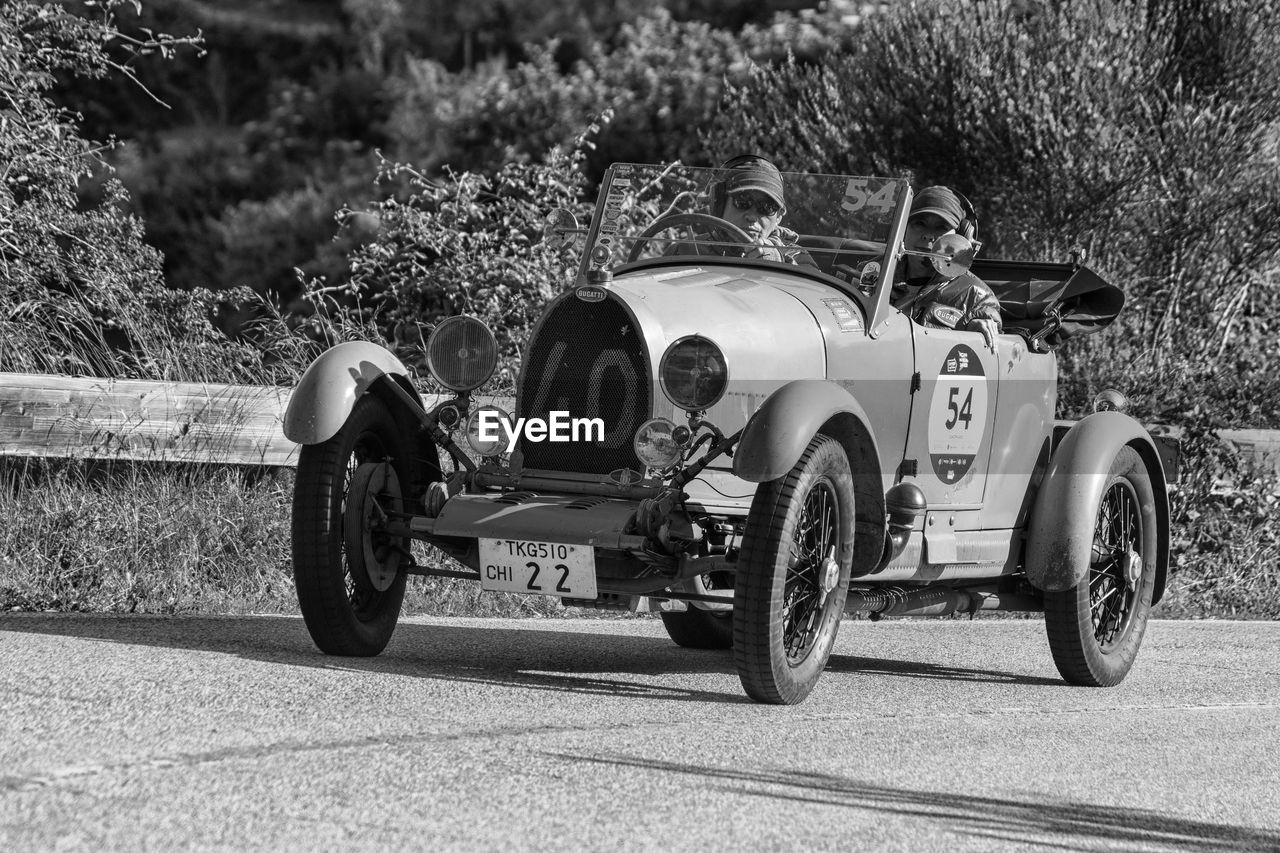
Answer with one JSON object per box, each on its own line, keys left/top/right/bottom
{"left": 345, "top": 462, "right": 403, "bottom": 593}
{"left": 820, "top": 547, "right": 840, "bottom": 596}
{"left": 1122, "top": 547, "right": 1142, "bottom": 591}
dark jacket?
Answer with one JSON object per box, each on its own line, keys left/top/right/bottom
{"left": 892, "top": 271, "right": 1003, "bottom": 330}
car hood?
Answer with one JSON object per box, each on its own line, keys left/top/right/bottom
{"left": 607, "top": 266, "right": 829, "bottom": 396}
{"left": 514, "top": 263, "right": 860, "bottom": 477}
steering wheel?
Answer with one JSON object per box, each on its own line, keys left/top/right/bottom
{"left": 626, "top": 212, "right": 753, "bottom": 263}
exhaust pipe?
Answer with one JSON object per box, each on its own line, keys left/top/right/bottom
{"left": 845, "top": 584, "right": 1043, "bottom": 619}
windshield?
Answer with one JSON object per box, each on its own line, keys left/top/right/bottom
{"left": 580, "top": 163, "right": 909, "bottom": 285}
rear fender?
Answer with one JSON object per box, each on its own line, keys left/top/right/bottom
{"left": 283, "top": 341, "right": 421, "bottom": 445}
{"left": 1027, "top": 411, "right": 1171, "bottom": 603}
{"left": 733, "top": 379, "right": 887, "bottom": 574}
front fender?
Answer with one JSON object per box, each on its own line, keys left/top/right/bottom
{"left": 283, "top": 341, "right": 417, "bottom": 445}
{"left": 733, "top": 380, "right": 877, "bottom": 482}
{"left": 1027, "top": 411, "right": 1170, "bottom": 601}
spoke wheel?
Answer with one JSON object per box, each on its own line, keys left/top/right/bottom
{"left": 733, "top": 435, "right": 854, "bottom": 704}
{"left": 1045, "top": 446, "right": 1157, "bottom": 686}
{"left": 292, "top": 394, "right": 412, "bottom": 656}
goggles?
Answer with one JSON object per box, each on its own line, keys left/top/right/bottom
{"left": 730, "top": 192, "right": 783, "bottom": 217}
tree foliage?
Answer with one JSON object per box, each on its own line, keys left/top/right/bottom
{"left": 65, "top": 2, "right": 831, "bottom": 296}
{"left": 8, "top": 0, "right": 1280, "bottom": 406}
{"left": 392, "top": 11, "right": 755, "bottom": 180}
{"left": 0, "top": 0, "right": 280, "bottom": 381}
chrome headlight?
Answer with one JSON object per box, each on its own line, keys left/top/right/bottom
{"left": 659, "top": 336, "right": 728, "bottom": 411}
{"left": 633, "top": 418, "right": 688, "bottom": 470}
{"left": 464, "top": 405, "right": 513, "bottom": 456}
{"left": 426, "top": 316, "right": 498, "bottom": 392}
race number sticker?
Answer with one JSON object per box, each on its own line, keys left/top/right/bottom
{"left": 840, "top": 178, "right": 897, "bottom": 213}
{"left": 927, "top": 344, "right": 988, "bottom": 484}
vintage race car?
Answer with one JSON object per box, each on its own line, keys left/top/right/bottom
{"left": 283, "top": 162, "right": 1175, "bottom": 704}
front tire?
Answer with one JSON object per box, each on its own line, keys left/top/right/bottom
{"left": 292, "top": 394, "right": 410, "bottom": 656}
{"left": 1044, "top": 445, "right": 1158, "bottom": 686}
{"left": 733, "top": 435, "right": 854, "bottom": 704}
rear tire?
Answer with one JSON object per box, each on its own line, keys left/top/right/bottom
{"left": 733, "top": 435, "right": 854, "bottom": 704}
{"left": 660, "top": 607, "right": 733, "bottom": 649}
{"left": 292, "top": 394, "right": 410, "bottom": 656}
{"left": 1044, "top": 446, "right": 1157, "bottom": 686}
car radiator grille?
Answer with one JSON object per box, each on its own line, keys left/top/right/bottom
{"left": 517, "top": 293, "right": 650, "bottom": 475}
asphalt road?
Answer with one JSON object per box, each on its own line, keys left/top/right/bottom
{"left": 1, "top": 614, "right": 1277, "bottom": 852}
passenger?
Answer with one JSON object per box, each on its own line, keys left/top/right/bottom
{"left": 893, "top": 185, "right": 1002, "bottom": 352}
{"left": 668, "top": 154, "right": 813, "bottom": 265}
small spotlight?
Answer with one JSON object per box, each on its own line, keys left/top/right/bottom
{"left": 1093, "top": 389, "right": 1129, "bottom": 414}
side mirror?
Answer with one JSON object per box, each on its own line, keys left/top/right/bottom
{"left": 542, "top": 209, "right": 583, "bottom": 250}
{"left": 928, "top": 232, "right": 982, "bottom": 277}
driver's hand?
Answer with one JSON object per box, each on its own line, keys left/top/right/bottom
{"left": 970, "top": 317, "right": 999, "bottom": 354}
{"left": 745, "top": 244, "right": 782, "bottom": 262}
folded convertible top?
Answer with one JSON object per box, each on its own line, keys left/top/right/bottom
{"left": 973, "top": 260, "right": 1125, "bottom": 350}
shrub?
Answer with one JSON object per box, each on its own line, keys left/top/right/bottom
{"left": 711, "top": 0, "right": 1280, "bottom": 364}
{"left": 299, "top": 141, "right": 595, "bottom": 389}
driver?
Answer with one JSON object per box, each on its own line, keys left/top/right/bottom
{"left": 892, "top": 185, "right": 1002, "bottom": 353}
{"left": 667, "top": 154, "right": 813, "bottom": 265}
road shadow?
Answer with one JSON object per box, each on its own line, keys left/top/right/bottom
{"left": 824, "top": 652, "right": 1065, "bottom": 686}
{"left": 554, "top": 754, "right": 1280, "bottom": 852}
{"left": 0, "top": 613, "right": 746, "bottom": 704}
{"left": 0, "top": 613, "right": 1062, "bottom": 702}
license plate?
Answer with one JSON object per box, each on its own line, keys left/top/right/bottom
{"left": 478, "top": 539, "right": 598, "bottom": 599}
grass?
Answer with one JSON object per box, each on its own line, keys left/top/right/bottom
{"left": 0, "top": 458, "right": 584, "bottom": 618}
{"left": 1, "top": 454, "right": 1276, "bottom": 620}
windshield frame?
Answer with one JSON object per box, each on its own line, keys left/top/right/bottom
{"left": 572, "top": 162, "right": 914, "bottom": 333}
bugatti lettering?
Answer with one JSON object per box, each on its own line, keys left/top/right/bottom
{"left": 475, "top": 410, "right": 605, "bottom": 444}
{"left": 928, "top": 304, "right": 964, "bottom": 328}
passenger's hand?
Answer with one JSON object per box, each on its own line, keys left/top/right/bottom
{"left": 971, "top": 317, "right": 999, "bottom": 354}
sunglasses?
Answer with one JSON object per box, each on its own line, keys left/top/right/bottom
{"left": 730, "top": 193, "right": 783, "bottom": 217}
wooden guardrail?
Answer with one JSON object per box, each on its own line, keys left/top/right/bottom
{"left": 1, "top": 373, "right": 1277, "bottom": 476}
{"left": 0, "top": 373, "right": 302, "bottom": 467}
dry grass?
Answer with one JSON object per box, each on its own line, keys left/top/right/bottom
{"left": 0, "top": 459, "right": 295, "bottom": 613}
{"left": 3, "top": 456, "right": 1276, "bottom": 619}
{"left": 1158, "top": 479, "right": 1280, "bottom": 620}
{"left": 0, "top": 458, "right": 590, "bottom": 618}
